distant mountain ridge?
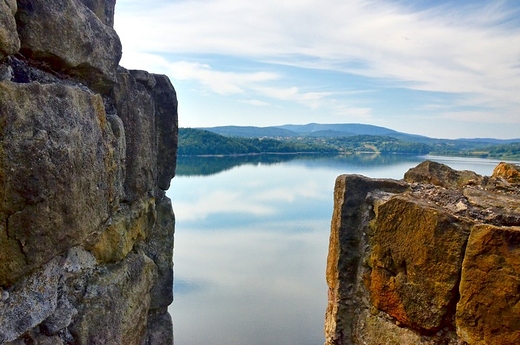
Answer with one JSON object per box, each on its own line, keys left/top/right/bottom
{"left": 200, "top": 123, "right": 414, "bottom": 140}
{"left": 183, "top": 125, "right": 520, "bottom": 159}
{"left": 199, "top": 125, "right": 296, "bottom": 138}
{"left": 276, "top": 123, "right": 399, "bottom": 136}
{"left": 199, "top": 123, "right": 519, "bottom": 144}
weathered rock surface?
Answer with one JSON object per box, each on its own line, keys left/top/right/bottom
{"left": 0, "top": 0, "right": 19, "bottom": 59}
{"left": 16, "top": 0, "right": 122, "bottom": 93}
{"left": 0, "top": 257, "right": 61, "bottom": 343}
{"left": 325, "top": 160, "right": 520, "bottom": 345}
{"left": 456, "top": 224, "right": 520, "bottom": 345}
{"left": 369, "top": 196, "right": 471, "bottom": 332}
{"left": 0, "top": 82, "right": 116, "bottom": 286}
{"left": 0, "top": 1, "right": 177, "bottom": 344}
{"left": 78, "top": 0, "right": 117, "bottom": 27}
{"left": 69, "top": 252, "right": 157, "bottom": 345}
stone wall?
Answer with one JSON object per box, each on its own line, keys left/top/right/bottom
{"left": 0, "top": 1, "right": 177, "bottom": 344}
{"left": 325, "top": 161, "right": 520, "bottom": 345}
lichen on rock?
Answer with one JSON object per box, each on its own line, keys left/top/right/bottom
{"left": 0, "top": 1, "right": 177, "bottom": 344}
{"left": 0, "top": 0, "right": 19, "bottom": 60}
{"left": 15, "top": 0, "right": 122, "bottom": 93}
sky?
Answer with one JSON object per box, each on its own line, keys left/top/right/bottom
{"left": 114, "top": 0, "right": 520, "bottom": 139}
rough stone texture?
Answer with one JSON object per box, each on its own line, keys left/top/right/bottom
{"left": 325, "top": 175, "right": 408, "bottom": 345}
{"left": 404, "top": 159, "right": 482, "bottom": 188}
{"left": 145, "top": 311, "right": 174, "bottom": 345}
{"left": 69, "top": 252, "right": 157, "bottom": 345}
{"left": 144, "top": 192, "right": 175, "bottom": 310}
{"left": 151, "top": 74, "right": 179, "bottom": 190}
{"left": 16, "top": 0, "right": 122, "bottom": 93}
{"left": 0, "top": 82, "right": 117, "bottom": 286}
{"left": 112, "top": 68, "right": 157, "bottom": 202}
{"left": 0, "top": 0, "right": 19, "bottom": 59}
{"left": 353, "top": 309, "right": 463, "bottom": 345}
{"left": 78, "top": 0, "right": 117, "bottom": 27}
{"left": 0, "top": 257, "right": 61, "bottom": 343}
{"left": 88, "top": 198, "right": 156, "bottom": 264}
{"left": 369, "top": 196, "right": 470, "bottom": 332}
{"left": 456, "top": 224, "right": 520, "bottom": 344}
{"left": 0, "top": 2, "right": 177, "bottom": 344}
{"left": 492, "top": 161, "right": 520, "bottom": 183}
{"left": 325, "top": 160, "right": 520, "bottom": 345}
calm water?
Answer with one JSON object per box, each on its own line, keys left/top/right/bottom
{"left": 166, "top": 154, "right": 514, "bottom": 345}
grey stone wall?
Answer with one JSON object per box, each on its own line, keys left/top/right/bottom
{"left": 0, "top": 1, "right": 177, "bottom": 344}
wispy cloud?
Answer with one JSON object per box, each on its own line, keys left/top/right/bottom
{"left": 115, "top": 0, "right": 520, "bottom": 137}
{"left": 168, "top": 61, "right": 280, "bottom": 95}
{"left": 239, "top": 99, "right": 270, "bottom": 106}
{"left": 252, "top": 86, "right": 336, "bottom": 109}
{"left": 173, "top": 178, "right": 329, "bottom": 221}
{"left": 174, "top": 189, "right": 275, "bottom": 221}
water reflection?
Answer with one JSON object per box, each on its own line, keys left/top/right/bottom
{"left": 175, "top": 154, "right": 307, "bottom": 176}
{"left": 168, "top": 154, "right": 516, "bottom": 345}
{"left": 176, "top": 153, "right": 425, "bottom": 177}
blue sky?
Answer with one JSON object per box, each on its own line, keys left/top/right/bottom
{"left": 114, "top": 0, "right": 520, "bottom": 139}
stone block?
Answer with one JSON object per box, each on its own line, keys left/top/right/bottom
{"left": 0, "top": 81, "right": 117, "bottom": 285}
{"left": 0, "top": 0, "right": 19, "bottom": 59}
{"left": 0, "top": 258, "right": 61, "bottom": 343}
{"left": 456, "top": 224, "right": 520, "bottom": 344}
{"left": 16, "top": 0, "right": 121, "bottom": 92}
{"left": 368, "top": 196, "right": 470, "bottom": 331}
{"left": 69, "top": 252, "right": 158, "bottom": 345}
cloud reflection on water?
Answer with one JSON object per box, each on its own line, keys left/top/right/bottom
{"left": 168, "top": 159, "right": 336, "bottom": 345}
{"left": 167, "top": 154, "right": 507, "bottom": 345}
{"left": 171, "top": 163, "right": 335, "bottom": 223}
{"left": 174, "top": 189, "right": 276, "bottom": 221}
{"left": 171, "top": 224, "right": 329, "bottom": 345}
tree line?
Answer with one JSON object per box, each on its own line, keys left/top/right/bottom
{"left": 179, "top": 128, "right": 520, "bottom": 159}
{"left": 179, "top": 128, "right": 434, "bottom": 156}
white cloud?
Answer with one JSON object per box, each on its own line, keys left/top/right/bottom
{"left": 252, "top": 86, "right": 336, "bottom": 109}
{"left": 119, "top": 52, "right": 341, "bottom": 110}
{"left": 175, "top": 190, "right": 275, "bottom": 221}
{"left": 119, "top": 54, "right": 282, "bottom": 96}
{"left": 173, "top": 175, "right": 331, "bottom": 221}
{"left": 239, "top": 99, "right": 270, "bottom": 106}
{"left": 254, "top": 180, "right": 326, "bottom": 203}
{"left": 117, "top": 0, "right": 519, "bottom": 92}
{"left": 167, "top": 61, "right": 280, "bottom": 95}
{"left": 115, "top": 0, "right": 520, "bottom": 135}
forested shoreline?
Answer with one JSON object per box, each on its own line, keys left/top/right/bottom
{"left": 179, "top": 128, "right": 520, "bottom": 160}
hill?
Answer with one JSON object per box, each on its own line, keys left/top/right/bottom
{"left": 178, "top": 128, "right": 337, "bottom": 155}
{"left": 201, "top": 123, "right": 520, "bottom": 145}
{"left": 199, "top": 125, "right": 297, "bottom": 138}
{"left": 179, "top": 128, "right": 433, "bottom": 156}
{"left": 202, "top": 123, "right": 430, "bottom": 142}
{"left": 276, "top": 123, "right": 400, "bottom": 136}
{"left": 188, "top": 124, "right": 520, "bottom": 159}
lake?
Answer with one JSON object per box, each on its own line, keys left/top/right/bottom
{"left": 166, "top": 154, "right": 514, "bottom": 345}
